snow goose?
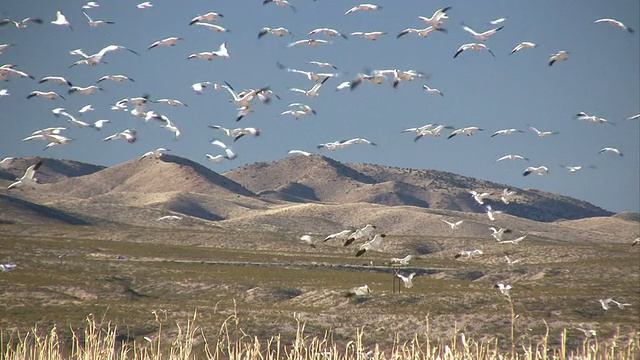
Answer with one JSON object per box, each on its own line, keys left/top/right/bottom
{"left": 461, "top": 23, "right": 503, "bottom": 41}
{"left": 355, "top": 234, "right": 386, "bottom": 257}
{"left": 575, "top": 112, "right": 613, "bottom": 125}
{"left": 214, "top": 81, "right": 270, "bottom": 107}
{"left": 43, "top": 135, "right": 74, "bottom": 151}
{"left": 0, "top": 17, "right": 43, "bottom": 28}
{"left": 187, "top": 42, "right": 228, "bottom": 60}
{"left": 442, "top": 219, "right": 463, "bottom": 230}
{"left": 469, "top": 190, "right": 491, "bottom": 205}
{"left": 418, "top": 6, "right": 451, "bottom": 27}
{"left": 233, "top": 128, "right": 261, "bottom": 142}
{"left": 0, "top": 157, "right": 15, "bottom": 168}
{"left": 148, "top": 37, "right": 183, "bottom": 49}
{"left": 422, "top": 85, "right": 444, "bottom": 96}
{"left": 523, "top": 166, "right": 549, "bottom": 176}
{"left": 503, "top": 254, "right": 520, "bottom": 266}
{"left": 599, "top": 298, "right": 632, "bottom": 310}
{"left": 189, "top": 12, "right": 223, "bottom": 26}
{"left": 289, "top": 76, "right": 330, "bottom": 97}
{"left": 396, "top": 25, "right": 447, "bottom": 39}
{"left": 489, "top": 17, "right": 507, "bottom": 25}
{"left": 103, "top": 129, "right": 137, "bottom": 143}
{"left": 205, "top": 154, "right": 227, "bottom": 163}
{"left": 263, "top": 0, "right": 297, "bottom": 13}
{"left": 68, "top": 85, "right": 103, "bottom": 95}
{"left": 141, "top": 148, "right": 170, "bottom": 159}
{"left": 287, "top": 39, "right": 331, "bottom": 48}
{"left": 78, "top": 104, "right": 94, "bottom": 114}
{"left": 82, "top": 2, "right": 100, "bottom": 9}
{"left": 157, "top": 215, "right": 182, "bottom": 221}
{"left": 489, "top": 227, "right": 512, "bottom": 241}
{"left": 494, "top": 283, "right": 512, "bottom": 295}
{"left": 277, "top": 63, "right": 337, "bottom": 82}
{"left": 395, "top": 271, "right": 416, "bottom": 288}
{"left": 0, "top": 89, "right": 8, "bottom": 96}
{"left": 7, "top": 161, "right": 42, "bottom": 189}
{"left": 51, "top": 10, "right": 73, "bottom": 30}
{"left": 288, "top": 149, "right": 312, "bottom": 156}
{"left": 626, "top": 113, "right": 639, "bottom": 121}
{"left": 0, "top": 264, "right": 17, "bottom": 272}
{"left": 308, "top": 61, "right": 338, "bottom": 69}
{"left": 323, "top": 229, "right": 353, "bottom": 242}
{"left": 211, "top": 139, "right": 237, "bottom": 159}
{"left": 598, "top": 147, "right": 623, "bottom": 156}
{"left": 299, "top": 235, "right": 316, "bottom": 248}
{"left": 447, "top": 126, "right": 483, "bottom": 139}
{"left": 39, "top": 76, "right": 73, "bottom": 87}
{"left": 156, "top": 98, "right": 187, "bottom": 107}
{"left": 632, "top": 237, "right": 639, "bottom": 246}
{"left": 136, "top": 2, "right": 153, "bottom": 9}
{"left": 344, "top": 224, "right": 377, "bottom": 246}
{"left": 496, "top": 154, "right": 529, "bottom": 162}
{"left": 0, "top": 66, "right": 35, "bottom": 80}
{"left": 454, "top": 43, "right": 494, "bottom": 58}
{"left": 529, "top": 126, "right": 558, "bottom": 137}
{"left": 193, "top": 23, "right": 229, "bottom": 33}
{"left": 390, "top": 255, "right": 414, "bottom": 266}
{"left": 350, "top": 31, "right": 387, "bottom": 40}
{"left": 346, "top": 284, "right": 371, "bottom": 297}
{"left": 27, "top": 91, "right": 65, "bottom": 100}
{"left": 500, "top": 188, "right": 516, "bottom": 204}
{"left": 548, "top": 51, "right": 569, "bottom": 66}
{"left": 191, "top": 81, "right": 212, "bottom": 95}
{"left": 491, "top": 128, "right": 524, "bottom": 137}
{"left": 343, "top": 137, "right": 376, "bottom": 146}
{"left": 345, "top": 4, "right": 382, "bottom": 15}
{"left": 454, "top": 249, "right": 483, "bottom": 259}
{"left": 258, "top": 27, "right": 293, "bottom": 38}
{"left": 413, "top": 125, "right": 452, "bottom": 141}
{"left": 308, "top": 28, "right": 348, "bottom": 39}
{"left": 0, "top": 43, "right": 13, "bottom": 54}
{"left": 82, "top": 10, "right": 114, "bottom": 27}
{"left": 288, "top": 103, "right": 316, "bottom": 115}
{"left": 499, "top": 235, "right": 526, "bottom": 245}
{"left": 485, "top": 205, "right": 502, "bottom": 221}
{"left": 280, "top": 109, "right": 309, "bottom": 120}
{"left": 509, "top": 42, "right": 537, "bottom": 55}
{"left": 92, "top": 120, "right": 110, "bottom": 130}
{"left": 594, "top": 18, "right": 634, "bottom": 33}
{"left": 70, "top": 45, "right": 140, "bottom": 67}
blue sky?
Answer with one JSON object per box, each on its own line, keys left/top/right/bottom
{"left": 0, "top": 0, "right": 638, "bottom": 213}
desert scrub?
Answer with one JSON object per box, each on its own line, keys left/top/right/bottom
{"left": 2, "top": 306, "right": 638, "bottom": 360}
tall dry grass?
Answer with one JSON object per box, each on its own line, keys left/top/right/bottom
{"left": 2, "top": 307, "right": 638, "bottom": 360}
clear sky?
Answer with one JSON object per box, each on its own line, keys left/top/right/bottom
{"left": 0, "top": 0, "right": 638, "bottom": 213}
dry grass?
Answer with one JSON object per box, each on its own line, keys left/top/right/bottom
{"left": 2, "top": 308, "right": 638, "bottom": 360}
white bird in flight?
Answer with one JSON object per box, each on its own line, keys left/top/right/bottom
{"left": 287, "top": 150, "right": 311, "bottom": 157}
{"left": 418, "top": 6, "right": 451, "bottom": 27}
{"left": 460, "top": 23, "right": 503, "bottom": 41}
{"left": 82, "top": 10, "right": 114, "bottom": 27}
{"left": 390, "top": 255, "right": 414, "bottom": 265}
{"left": 470, "top": 190, "right": 491, "bottom": 205}
{"left": 157, "top": 215, "right": 182, "bottom": 221}
{"left": 523, "top": 166, "right": 549, "bottom": 177}
{"left": 51, "top": 10, "right": 72, "bottom": 30}
{"left": 500, "top": 188, "right": 516, "bottom": 204}
{"left": 454, "top": 249, "right": 483, "bottom": 259}
{"left": 27, "top": 91, "right": 66, "bottom": 100}
{"left": 289, "top": 77, "right": 330, "bottom": 98}
{"left": 454, "top": 43, "right": 495, "bottom": 58}
{"left": 496, "top": 154, "right": 529, "bottom": 162}
{"left": 7, "top": 161, "right": 42, "bottom": 189}
{"left": 0, "top": 264, "right": 17, "bottom": 272}
{"left": 103, "top": 129, "right": 137, "bottom": 143}
{"left": 594, "top": 18, "right": 634, "bottom": 33}
{"left": 350, "top": 31, "right": 387, "bottom": 41}
{"left": 287, "top": 39, "right": 331, "bottom": 48}
{"left": 355, "top": 234, "right": 387, "bottom": 257}
{"left": 308, "top": 28, "right": 348, "bottom": 39}
{"left": 187, "top": 42, "right": 228, "bottom": 60}
{"left": 442, "top": 219, "right": 463, "bottom": 230}
{"left": 137, "top": 2, "right": 153, "bottom": 9}
{"left": 258, "top": 27, "right": 293, "bottom": 38}
{"left": 485, "top": 205, "right": 502, "bottom": 221}
{"left": 489, "top": 227, "right": 512, "bottom": 241}
{"left": 345, "top": 4, "right": 382, "bottom": 15}
{"left": 422, "top": 85, "right": 444, "bottom": 97}
{"left": 263, "top": 0, "right": 297, "bottom": 13}
{"left": 0, "top": 17, "right": 43, "bottom": 28}
{"left": 499, "top": 235, "right": 527, "bottom": 245}
{"left": 395, "top": 272, "right": 416, "bottom": 288}
{"left": 344, "top": 224, "right": 377, "bottom": 246}
{"left": 548, "top": 51, "right": 569, "bottom": 66}
{"left": 598, "top": 147, "right": 623, "bottom": 156}
{"left": 299, "top": 235, "right": 316, "bottom": 248}
{"left": 509, "top": 42, "right": 537, "bottom": 55}
{"left": 189, "top": 12, "right": 223, "bottom": 26}
{"left": 494, "top": 283, "right": 512, "bottom": 296}
{"left": 491, "top": 129, "right": 524, "bottom": 137}
{"left": 448, "top": 127, "right": 483, "bottom": 139}
{"left": 530, "top": 126, "right": 558, "bottom": 137}
{"left": 39, "top": 75, "right": 73, "bottom": 87}
{"left": 148, "top": 37, "right": 183, "bottom": 50}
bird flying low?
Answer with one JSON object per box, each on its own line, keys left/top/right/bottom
{"left": 469, "top": 190, "right": 491, "bottom": 205}
{"left": 390, "top": 255, "right": 414, "bottom": 265}
{"left": 442, "top": 219, "right": 463, "bottom": 230}
{"left": 323, "top": 229, "right": 353, "bottom": 242}
{"left": 299, "top": 235, "right": 316, "bottom": 248}
{"left": 287, "top": 150, "right": 311, "bottom": 156}
{"left": 454, "top": 249, "right": 483, "bottom": 259}
{"left": 343, "top": 224, "right": 377, "bottom": 246}
{"left": 355, "top": 234, "right": 387, "bottom": 257}
{"left": 523, "top": 166, "right": 549, "bottom": 176}
{"left": 7, "top": 161, "right": 42, "bottom": 189}
{"left": 395, "top": 272, "right": 416, "bottom": 288}
{"left": 103, "top": 129, "right": 137, "bottom": 143}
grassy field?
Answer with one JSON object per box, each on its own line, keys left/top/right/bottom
{"left": 0, "top": 223, "right": 638, "bottom": 358}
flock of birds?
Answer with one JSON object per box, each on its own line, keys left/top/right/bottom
{"left": 0, "top": 1, "right": 638, "bottom": 335}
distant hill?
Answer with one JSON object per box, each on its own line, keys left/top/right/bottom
{"left": 224, "top": 155, "right": 613, "bottom": 222}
